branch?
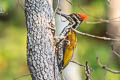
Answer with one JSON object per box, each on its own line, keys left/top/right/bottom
{"left": 96, "top": 57, "right": 120, "bottom": 74}
{"left": 14, "top": 73, "right": 31, "bottom": 80}
{"left": 85, "top": 61, "right": 91, "bottom": 80}
{"left": 85, "top": 21, "right": 104, "bottom": 24}
{"left": 54, "top": 0, "right": 61, "bottom": 15}
{"left": 86, "top": 20, "right": 120, "bottom": 24}
{"left": 17, "top": 0, "right": 24, "bottom": 10}
{"left": 13, "top": 71, "right": 42, "bottom": 80}
{"left": 70, "top": 61, "right": 92, "bottom": 80}
{"left": 106, "top": 32, "right": 120, "bottom": 37}
{"left": 107, "top": 0, "right": 111, "bottom": 4}
{"left": 78, "top": 6, "right": 120, "bottom": 24}
{"left": 66, "top": 0, "right": 72, "bottom": 5}
{"left": 70, "top": 61, "right": 85, "bottom": 67}
{"left": 72, "top": 28, "right": 120, "bottom": 41}
{"left": 112, "top": 50, "right": 120, "bottom": 58}
{"left": 54, "top": 0, "right": 72, "bottom": 16}
{"left": 86, "top": 16, "right": 120, "bottom": 24}
{"left": 111, "top": 46, "right": 120, "bottom": 58}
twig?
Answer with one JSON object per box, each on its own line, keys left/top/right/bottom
{"left": 85, "top": 21, "right": 103, "bottom": 24}
{"left": 54, "top": 0, "right": 73, "bottom": 16}
{"left": 79, "top": 6, "right": 100, "bottom": 19}
{"left": 54, "top": 0, "right": 61, "bottom": 16}
{"left": 85, "top": 61, "right": 91, "bottom": 80}
{"left": 13, "top": 73, "right": 31, "bottom": 80}
{"left": 54, "top": 56, "right": 57, "bottom": 80}
{"left": 86, "top": 19, "right": 110, "bottom": 24}
{"left": 55, "top": 0, "right": 72, "bottom": 22}
{"left": 70, "top": 61, "right": 85, "bottom": 67}
{"left": 111, "top": 46, "right": 120, "bottom": 58}
{"left": 61, "top": 72, "right": 65, "bottom": 80}
{"left": 66, "top": 0, "right": 72, "bottom": 5}
{"left": 96, "top": 57, "right": 120, "bottom": 74}
{"left": 109, "top": 16, "right": 120, "bottom": 20}
{"left": 17, "top": 0, "right": 24, "bottom": 10}
{"left": 78, "top": 6, "right": 120, "bottom": 24}
{"left": 70, "top": 61, "right": 92, "bottom": 80}
{"left": 107, "top": 0, "right": 111, "bottom": 3}
{"left": 86, "top": 19, "right": 120, "bottom": 24}
{"left": 72, "top": 28, "right": 120, "bottom": 41}
{"left": 13, "top": 71, "right": 41, "bottom": 80}
{"left": 112, "top": 50, "right": 120, "bottom": 58}
{"left": 106, "top": 32, "right": 120, "bottom": 37}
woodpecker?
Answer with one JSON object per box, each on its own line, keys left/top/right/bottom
{"left": 56, "top": 12, "right": 87, "bottom": 71}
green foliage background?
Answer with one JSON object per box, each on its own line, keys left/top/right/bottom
{"left": 72, "top": 0, "right": 120, "bottom": 80}
{"left": 0, "top": 0, "right": 119, "bottom": 80}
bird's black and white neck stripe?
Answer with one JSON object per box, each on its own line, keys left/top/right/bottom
{"left": 69, "top": 13, "right": 82, "bottom": 29}
{"left": 60, "top": 13, "right": 83, "bottom": 36}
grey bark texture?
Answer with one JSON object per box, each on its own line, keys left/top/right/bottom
{"left": 24, "top": 0, "right": 60, "bottom": 80}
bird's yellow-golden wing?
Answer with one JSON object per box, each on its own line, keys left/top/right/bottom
{"left": 63, "top": 29, "right": 77, "bottom": 68}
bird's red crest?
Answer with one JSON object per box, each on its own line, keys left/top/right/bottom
{"left": 77, "top": 13, "right": 87, "bottom": 21}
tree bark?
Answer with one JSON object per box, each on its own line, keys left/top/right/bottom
{"left": 24, "top": 0, "right": 60, "bottom": 80}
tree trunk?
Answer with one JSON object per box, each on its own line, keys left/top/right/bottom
{"left": 24, "top": 0, "right": 60, "bottom": 80}
{"left": 108, "top": 0, "right": 120, "bottom": 67}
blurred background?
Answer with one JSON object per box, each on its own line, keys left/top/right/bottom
{"left": 0, "top": 0, "right": 120, "bottom": 80}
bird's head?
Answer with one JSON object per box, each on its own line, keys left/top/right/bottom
{"left": 67, "top": 13, "right": 87, "bottom": 24}
{"left": 76, "top": 13, "right": 87, "bottom": 21}
{"left": 67, "top": 13, "right": 87, "bottom": 28}
{"left": 56, "top": 12, "right": 87, "bottom": 29}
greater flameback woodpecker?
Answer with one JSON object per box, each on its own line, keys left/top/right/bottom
{"left": 56, "top": 12, "right": 87, "bottom": 71}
